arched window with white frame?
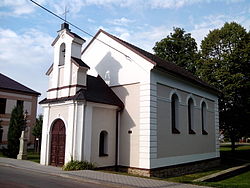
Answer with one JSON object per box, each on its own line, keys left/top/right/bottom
{"left": 188, "top": 98, "right": 195, "bottom": 134}
{"left": 59, "top": 43, "right": 66, "bottom": 66}
{"left": 171, "top": 94, "right": 180, "bottom": 134}
{"left": 99, "top": 130, "right": 108, "bottom": 156}
{"left": 201, "top": 102, "right": 208, "bottom": 135}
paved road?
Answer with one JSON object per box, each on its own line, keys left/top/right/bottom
{"left": 0, "top": 166, "right": 117, "bottom": 188}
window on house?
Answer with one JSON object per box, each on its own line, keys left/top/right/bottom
{"left": 0, "top": 98, "right": 7, "bottom": 114}
{"left": 171, "top": 94, "right": 180, "bottom": 134}
{"left": 99, "top": 131, "right": 108, "bottom": 156}
{"left": 16, "top": 100, "right": 24, "bottom": 108}
{"left": 188, "top": 98, "right": 195, "bottom": 134}
{"left": 59, "top": 43, "right": 66, "bottom": 66}
{"left": 201, "top": 102, "right": 208, "bottom": 135}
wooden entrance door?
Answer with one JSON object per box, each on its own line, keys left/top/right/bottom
{"left": 50, "top": 119, "right": 66, "bottom": 166}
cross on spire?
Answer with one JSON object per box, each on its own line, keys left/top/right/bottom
{"left": 62, "top": 6, "right": 69, "bottom": 22}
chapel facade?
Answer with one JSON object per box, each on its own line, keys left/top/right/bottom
{"left": 40, "top": 23, "right": 220, "bottom": 177}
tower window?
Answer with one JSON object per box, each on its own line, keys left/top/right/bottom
{"left": 59, "top": 43, "right": 66, "bottom": 66}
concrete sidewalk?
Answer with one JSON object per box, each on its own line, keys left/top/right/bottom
{"left": 0, "top": 157, "right": 209, "bottom": 188}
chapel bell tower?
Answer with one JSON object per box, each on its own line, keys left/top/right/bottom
{"left": 46, "top": 23, "right": 89, "bottom": 99}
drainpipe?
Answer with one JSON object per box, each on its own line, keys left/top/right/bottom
{"left": 72, "top": 101, "right": 77, "bottom": 160}
{"left": 115, "top": 109, "right": 121, "bottom": 171}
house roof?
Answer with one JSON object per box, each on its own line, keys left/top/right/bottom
{"left": 0, "top": 73, "right": 40, "bottom": 96}
{"left": 51, "top": 30, "right": 85, "bottom": 46}
{"left": 83, "top": 29, "right": 218, "bottom": 93}
{"left": 46, "top": 57, "right": 89, "bottom": 75}
{"left": 71, "top": 57, "right": 90, "bottom": 69}
{"left": 69, "top": 32, "right": 85, "bottom": 41}
{"left": 39, "top": 75, "right": 124, "bottom": 108}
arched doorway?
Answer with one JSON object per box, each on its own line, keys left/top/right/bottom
{"left": 50, "top": 119, "right": 66, "bottom": 166}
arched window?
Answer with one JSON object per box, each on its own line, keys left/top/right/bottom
{"left": 59, "top": 43, "right": 66, "bottom": 66}
{"left": 99, "top": 130, "right": 108, "bottom": 156}
{"left": 171, "top": 94, "right": 180, "bottom": 134}
{"left": 188, "top": 98, "right": 195, "bottom": 134}
{"left": 201, "top": 102, "right": 208, "bottom": 135}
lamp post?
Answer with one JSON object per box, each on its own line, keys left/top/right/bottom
{"left": 0, "top": 119, "right": 3, "bottom": 144}
{"left": 17, "top": 110, "right": 28, "bottom": 160}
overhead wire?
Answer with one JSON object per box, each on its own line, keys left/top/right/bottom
{"left": 30, "top": 0, "right": 130, "bottom": 57}
{"left": 29, "top": 0, "right": 149, "bottom": 72}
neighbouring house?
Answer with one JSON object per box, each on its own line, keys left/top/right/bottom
{"left": 0, "top": 73, "right": 40, "bottom": 145}
{"left": 40, "top": 23, "right": 220, "bottom": 177}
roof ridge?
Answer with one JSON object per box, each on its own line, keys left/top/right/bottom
{"left": 98, "top": 30, "right": 218, "bottom": 93}
{"left": 71, "top": 56, "right": 90, "bottom": 69}
{"left": 82, "top": 29, "right": 218, "bottom": 93}
{"left": 0, "top": 73, "right": 40, "bottom": 95}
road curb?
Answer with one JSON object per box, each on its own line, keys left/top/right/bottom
{"left": 0, "top": 162, "right": 133, "bottom": 188}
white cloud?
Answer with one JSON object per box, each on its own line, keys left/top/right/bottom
{"left": 190, "top": 13, "right": 250, "bottom": 46}
{"left": 87, "top": 18, "right": 95, "bottom": 23}
{"left": 1, "top": 0, "right": 246, "bottom": 17}
{"left": 0, "top": 28, "right": 53, "bottom": 66}
{"left": 107, "top": 17, "right": 135, "bottom": 26}
{"left": 107, "top": 25, "right": 171, "bottom": 53}
{"left": 0, "top": 0, "right": 46, "bottom": 16}
{"left": 80, "top": 0, "right": 244, "bottom": 9}
{"left": 0, "top": 28, "right": 54, "bottom": 114}
{"left": 146, "top": 0, "right": 201, "bottom": 9}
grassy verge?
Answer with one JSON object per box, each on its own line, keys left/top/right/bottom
{"left": 0, "top": 149, "right": 40, "bottom": 163}
{"left": 27, "top": 149, "right": 40, "bottom": 163}
{"left": 164, "top": 144, "right": 250, "bottom": 187}
{"left": 200, "top": 171, "right": 250, "bottom": 188}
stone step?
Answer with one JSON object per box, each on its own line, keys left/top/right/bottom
{"left": 193, "top": 163, "right": 250, "bottom": 182}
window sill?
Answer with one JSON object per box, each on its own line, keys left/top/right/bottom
{"left": 189, "top": 129, "right": 196, "bottom": 134}
{"left": 202, "top": 130, "right": 208, "bottom": 135}
{"left": 99, "top": 154, "right": 108, "bottom": 157}
{"left": 172, "top": 128, "right": 180, "bottom": 134}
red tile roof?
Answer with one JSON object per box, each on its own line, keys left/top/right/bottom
{"left": 0, "top": 73, "right": 40, "bottom": 95}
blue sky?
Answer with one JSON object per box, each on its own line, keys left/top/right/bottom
{"left": 0, "top": 0, "right": 249, "bottom": 114}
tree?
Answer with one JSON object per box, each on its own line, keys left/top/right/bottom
{"left": 197, "top": 22, "right": 250, "bottom": 151}
{"left": 32, "top": 115, "right": 43, "bottom": 152}
{"left": 153, "top": 27, "right": 199, "bottom": 74}
{"left": 7, "top": 105, "right": 24, "bottom": 158}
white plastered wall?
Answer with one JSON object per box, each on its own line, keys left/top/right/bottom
{"left": 0, "top": 90, "right": 36, "bottom": 143}
{"left": 47, "top": 29, "right": 85, "bottom": 99}
{"left": 112, "top": 83, "right": 140, "bottom": 168}
{"left": 40, "top": 101, "right": 85, "bottom": 165}
{"left": 150, "top": 69, "right": 220, "bottom": 168}
{"left": 81, "top": 32, "right": 155, "bottom": 169}
{"left": 90, "top": 104, "right": 117, "bottom": 167}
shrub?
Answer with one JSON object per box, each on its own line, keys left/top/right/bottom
{"left": 62, "top": 160, "right": 96, "bottom": 171}
{"left": 7, "top": 105, "right": 24, "bottom": 158}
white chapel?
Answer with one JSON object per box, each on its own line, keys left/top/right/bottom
{"left": 40, "top": 23, "right": 220, "bottom": 177}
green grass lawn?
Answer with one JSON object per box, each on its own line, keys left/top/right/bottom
{"left": 164, "top": 144, "right": 250, "bottom": 187}
{"left": 27, "top": 150, "right": 40, "bottom": 163}
{"left": 200, "top": 171, "right": 250, "bottom": 188}
{"left": 0, "top": 149, "right": 40, "bottom": 163}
